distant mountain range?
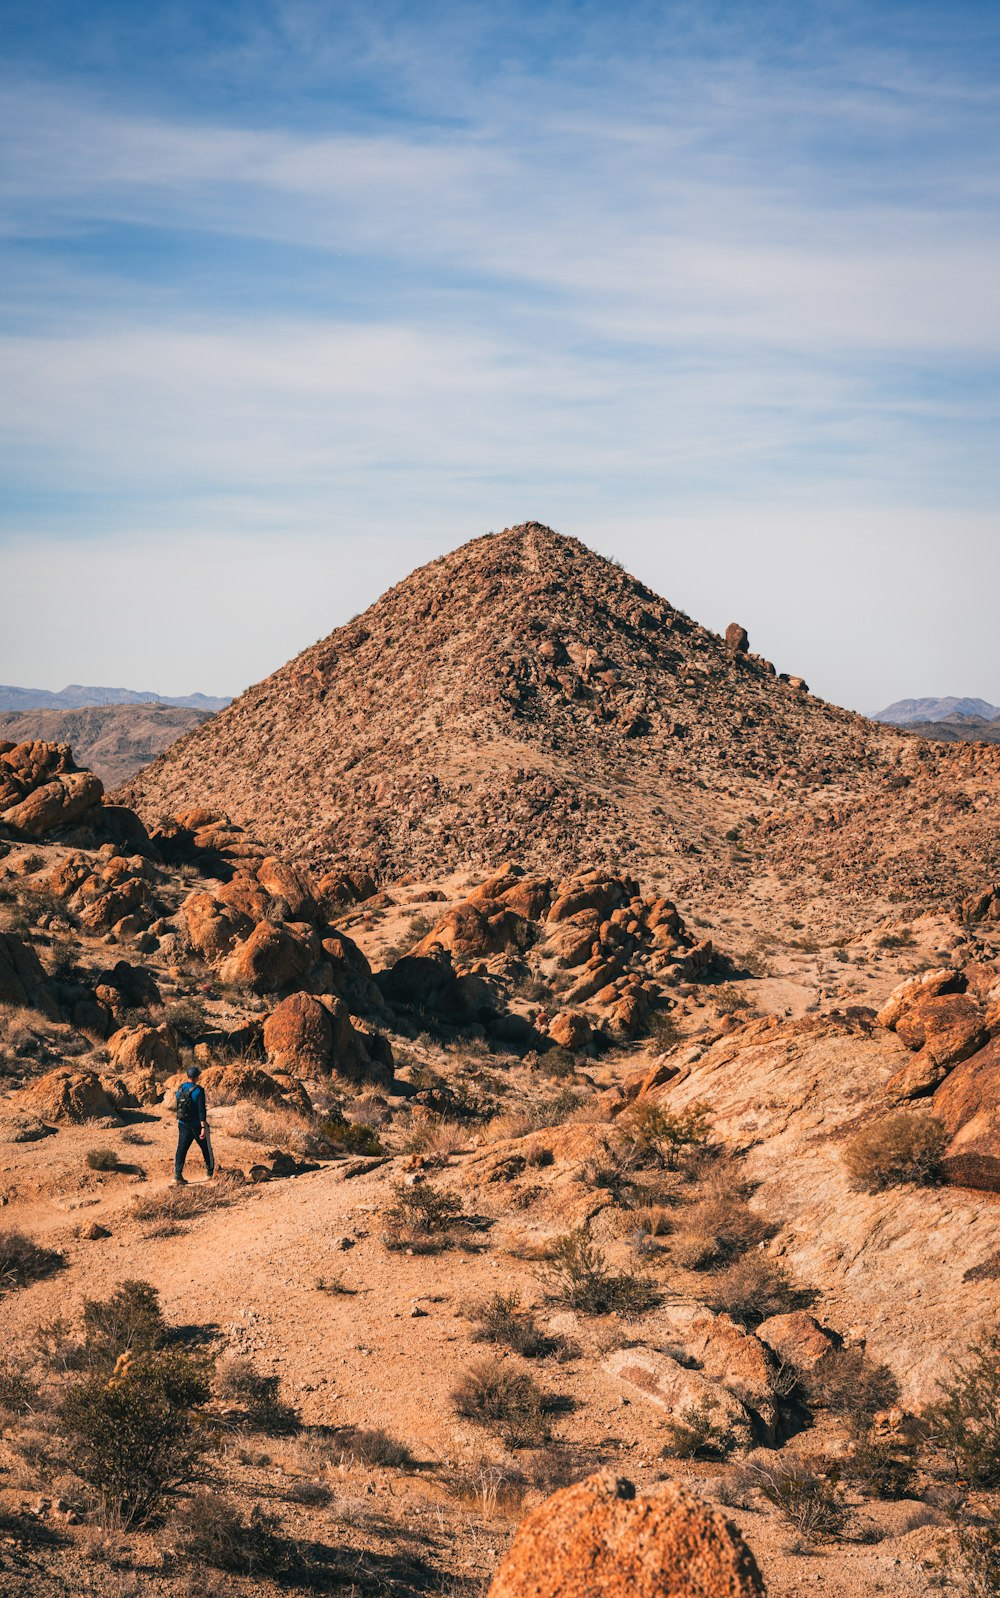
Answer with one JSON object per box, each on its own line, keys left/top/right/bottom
{"left": 872, "top": 696, "right": 1000, "bottom": 726}
{"left": 0, "top": 683, "right": 231, "bottom": 713}
{"left": 0, "top": 703, "right": 214, "bottom": 787}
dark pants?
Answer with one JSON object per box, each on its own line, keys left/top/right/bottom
{"left": 175, "top": 1121, "right": 214, "bottom": 1180}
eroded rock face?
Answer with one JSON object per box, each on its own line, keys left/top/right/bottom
{"left": 603, "top": 1347, "right": 754, "bottom": 1451}
{"left": 487, "top": 1470, "right": 764, "bottom": 1598}
{"left": 878, "top": 968, "right": 989, "bottom": 1099}
{"left": 933, "top": 1037, "right": 1000, "bottom": 1192}
{"left": 107, "top": 1023, "right": 180, "bottom": 1078}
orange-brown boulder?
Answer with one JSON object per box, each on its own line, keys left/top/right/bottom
{"left": 961, "top": 885, "right": 1000, "bottom": 923}
{"left": 933, "top": 1038, "right": 1000, "bottom": 1191}
{"left": 181, "top": 891, "right": 251, "bottom": 959}
{"left": 467, "top": 867, "right": 553, "bottom": 920}
{"left": 215, "top": 874, "right": 272, "bottom": 923}
{"left": 20, "top": 1068, "right": 117, "bottom": 1123}
{"left": 197, "top": 1061, "right": 313, "bottom": 1116}
{"left": 0, "top": 931, "right": 58, "bottom": 1017}
{"left": 547, "top": 874, "right": 638, "bottom": 925}
{"left": 263, "top": 992, "right": 335, "bottom": 1076}
{"left": 2, "top": 770, "right": 103, "bottom": 835}
{"left": 219, "top": 920, "right": 322, "bottom": 993}
{"left": 756, "top": 1311, "right": 837, "bottom": 1370}
{"left": 107, "top": 1023, "right": 180, "bottom": 1077}
{"left": 257, "top": 857, "right": 320, "bottom": 922}
{"left": 546, "top": 1010, "right": 593, "bottom": 1051}
{"left": 317, "top": 869, "right": 376, "bottom": 909}
{"left": 410, "top": 901, "right": 532, "bottom": 962}
{"left": 487, "top": 1470, "right": 764, "bottom": 1598}
{"left": 876, "top": 967, "right": 964, "bottom": 1031}
{"left": 893, "top": 992, "right": 987, "bottom": 1071}
{"left": 264, "top": 991, "right": 393, "bottom": 1087}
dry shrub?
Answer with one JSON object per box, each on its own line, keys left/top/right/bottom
{"left": 801, "top": 1347, "right": 899, "bottom": 1432}
{"left": 668, "top": 1194, "right": 774, "bottom": 1269}
{"left": 704, "top": 1254, "right": 803, "bottom": 1327}
{"left": 173, "top": 1492, "right": 292, "bottom": 1575}
{"left": 0, "top": 1229, "right": 63, "bottom": 1293}
{"left": 465, "top": 1293, "right": 559, "bottom": 1358}
{"left": 843, "top": 1112, "right": 949, "bottom": 1192}
{"left": 403, "top": 1116, "right": 469, "bottom": 1159}
{"left": 541, "top": 1229, "right": 658, "bottom": 1318}
{"left": 225, "top": 1103, "right": 317, "bottom": 1152}
{"left": 131, "top": 1175, "right": 239, "bottom": 1229}
{"left": 86, "top": 1147, "right": 120, "bottom": 1172}
{"left": 843, "top": 1436, "right": 915, "bottom": 1499}
{"left": 952, "top": 1514, "right": 1000, "bottom": 1598}
{"left": 451, "top": 1359, "right": 552, "bottom": 1448}
{"left": 0, "top": 1363, "right": 39, "bottom": 1416}
{"left": 215, "top": 1356, "right": 299, "bottom": 1435}
{"left": 337, "top": 1426, "right": 414, "bottom": 1468}
{"left": 662, "top": 1396, "right": 740, "bottom": 1460}
{"left": 743, "top": 1456, "right": 848, "bottom": 1539}
{"left": 382, "top": 1180, "right": 467, "bottom": 1252}
{"left": 80, "top": 1280, "right": 167, "bottom": 1370}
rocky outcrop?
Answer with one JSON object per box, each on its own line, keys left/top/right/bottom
{"left": 725, "top": 623, "right": 749, "bottom": 654}
{"left": 197, "top": 1061, "right": 313, "bottom": 1116}
{"left": 878, "top": 968, "right": 989, "bottom": 1099}
{"left": 0, "top": 740, "right": 103, "bottom": 838}
{"left": 933, "top": 1037, "right": 1000, "bottom": 1191}
{"left": 487, "top": 1470, "right": 764, "bottom": 1598}
{"left": 107, "top": 1023, "right": 180, "bottom": 1078}
{"left": 756, "top": 1311, "right": 837, "bottom": 1370}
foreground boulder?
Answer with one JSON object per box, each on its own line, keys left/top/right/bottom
{"left": 878, "top": 968, "right": 989, "bottom": 1098}
{"left": 219, "top": 919, "right": 322, "bottom": 992}
{"left": 487, "top": 1470, "right": 764, "bottom": 1598}
{"left": 933, "top": 1037, "right": 1000, "bottom": 1191}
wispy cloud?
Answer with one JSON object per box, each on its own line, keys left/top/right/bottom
{"left": 1, "top": 1, "right": 998, "bottom": 707}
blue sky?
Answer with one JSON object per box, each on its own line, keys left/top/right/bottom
{"left": 2, "top": 0, "right": 999, "bottom": 708}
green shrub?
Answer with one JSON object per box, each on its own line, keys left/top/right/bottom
{"left": 315, "top": 1118, "right": 383, "bottom": 1156}
{"left": 843, "top": 1112, "right": 949, "bottom": 1192}
{"left": 661, "top": 1397, "right": 739, "bottom": 1460}
{"left": 62, "top": 1348, "right": 212, "bottom": 1528}
{"left": 451, "top": 1359, "right": 552, "bottom": 1448}
{"left": 926, "top": 1331, "right": 1000, "bottom": 1488}
{"left": 618, "top": 1101, "right": 713, "bottom": 1169}
{"left": 542, "top": 1229, "right": 658, "bottom": 1317}
{"left": 382, "top": 1180, "right": 466, "bottom": 1253}
{"left": 80, "top": 1280, "right": 167, "bottom": 1371}
{"left": 0, "top": 1230, "right": 63, "bottom": 1293}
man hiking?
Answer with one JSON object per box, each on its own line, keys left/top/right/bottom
{"left": 174, "top": 1062, "right": 215, "bottom": 1183}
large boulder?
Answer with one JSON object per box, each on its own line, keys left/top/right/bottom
{"left": 879, "top": 970, "right": 988, "bottom": 1098}
{"left": 107, "top": 1023, "right": 180, "bottom": 1077}
{"left": 181, "top": 890, "right": 251, "bottom": 959}
{"left": 641, "top": 1307, "right": 783, "bottom": 1443}
{"left": 256, "top": 856, "right": 319, "bottom": 922}
{"left": 877, "top": 968, "right": 965, "bottom": 1031}
{"left": 219, "top": 920, "right": 322, "bottom": 993}
{"left": 0, "top": 931, "right": 58, "bottom": 1017}
{"left": 20, "top": 1068, "right": 117, "bottom": 1122}
{"left": 197, "top": 1061, "right": 313, "bottom": 1116}
{"left": 756, "top": 1310, "right": 838, "bottom": 1370}
{"left": 467, "top": 867, "right": 553, "bottom": 920}
{"left": 410, "top": 900, "right": 533, "bottom": 962}
{"left": 263, "top": 991, "right": 393, "bottom": 1087}
{"left": 487, "top": 1470, "right": 764, "bottom": 1598}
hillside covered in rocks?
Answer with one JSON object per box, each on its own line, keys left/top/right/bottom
{"left": 3, "top": 727, "right": 1000, "bottom": 1596}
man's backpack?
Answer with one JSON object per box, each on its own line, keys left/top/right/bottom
{"left": 175, "top": 1081, "right": 200, "bottom": 1123}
